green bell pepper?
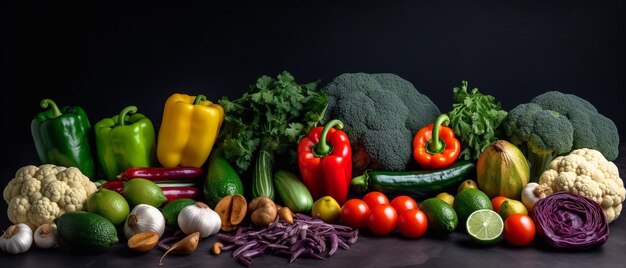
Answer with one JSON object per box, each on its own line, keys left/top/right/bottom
{"left": 31, "top": 99, "right": 96, "bottom": 179}
{"left": 95, "top": 105, "right": 156, "bottom": 180}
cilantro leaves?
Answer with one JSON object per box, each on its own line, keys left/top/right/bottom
{"left": 218, "top": 71, "right": 328, "bottom": 173}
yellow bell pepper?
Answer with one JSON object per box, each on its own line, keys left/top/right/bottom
{"left": 157, "top": 93, "right": 224, "bottom": 168}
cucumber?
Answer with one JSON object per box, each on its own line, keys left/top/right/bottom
{"left": 273, "top": 170, "right": 313, "bottom": 213}
{"left": 252, "top": 149, "right": 275, "bottom": 200}
{"left": 351, "top": 161, "right": 476, "bottom": 197}
{"left": 204, "top": 149, "right": 244, "bottom": 207}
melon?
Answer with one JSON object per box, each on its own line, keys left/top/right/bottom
{"left": 476, "top": 140, "right": 530, "bottom": 200}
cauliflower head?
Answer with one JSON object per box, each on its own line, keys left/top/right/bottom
{"left": 539, "top": 148, "right": 625, "bottom": 223}
{"left": 3, "top": 164, "right": 97, "bottom": 229}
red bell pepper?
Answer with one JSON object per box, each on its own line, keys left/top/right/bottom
{"left": 297, "top": 119, "right": 352, "bottom": 205}
{"left": 412, "top": 114, "right": 461, "bottom": 169}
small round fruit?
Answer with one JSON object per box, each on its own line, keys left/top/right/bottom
{"left": 398, "top": 209, "right": 427, "bottom": 238}
{"left": 491, "top": 196, "right": 509, "bottom": 213}
{"left": 362, "top": 191, "right": 389, "bottom": 209}
{"left": 435, "top": 192, "right": 455, "bottom": 206}
{"left": 312, "top": 196, "right": 342, "bottom": 223}
{"left": 498, "top": 199, "right": 528, "bottom": 220}
{"left": 391, "top": 195, "right": 418, "bottom": 214}
{"left": 504, "top": 214, "right": 535, "bottom": 246}
{"left": 124, "top": 178, "right": 167, "bottom": 208}
{"left": 87, "top": 188, "right": 130, "bottom": 226}
{"left": 466, "top": 209, "right": 503, "bottom": 245}
{"left": 367, "top": 204, "right": 397, "bottom": 235}
{"left": 340, "top": 199, "right": 370, "bottom": 230}
{"left": 457, "top": 179, "right": 478, "bottom": 193}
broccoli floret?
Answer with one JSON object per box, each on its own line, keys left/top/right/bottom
{"left": 321, "top": 73, "right": 440, "bottom": 172}
{"left": 503, "top": 91, "right": 619, "bottom": 182}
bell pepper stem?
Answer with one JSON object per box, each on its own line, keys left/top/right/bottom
{"left": 314, "top": 119, "right": 344, "bottom": 157}
{"left": 40, "top": 99, "right": 62, "bottom": 118}
{"left": 117, "top": 106, "right": 138, "bottom": 126}
{"left": 193, "top": 95, "right": 207, "bottom": 105}
{"left": 428, "top": 114, "right": 450, "bottom": 154}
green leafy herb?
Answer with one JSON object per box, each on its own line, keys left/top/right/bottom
{"left": 218, "top": 71, "right": 328, "bottom": 173}
{"left": 448, "top": 81, "right": 507, "bottom": 161}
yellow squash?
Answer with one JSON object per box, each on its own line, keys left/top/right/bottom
{"left": 157, "top": 94, "right": 224, "bottom": 168}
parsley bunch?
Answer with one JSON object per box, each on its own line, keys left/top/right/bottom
{"left": 448, "top": 81, "right": 508, "bottom": 161}
{"left": 218, "top": 71, "right": 328, "bottom": 173}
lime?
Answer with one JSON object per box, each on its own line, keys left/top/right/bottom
{"left": 55, "top": 211, "right": 119, "bottom": 252}
{"left": 420, "top": 198, "right": 458, "bottom": 235}
{"left": 161, "top": 198, "right": 197, "bottom": 228}
{"left": 124, "top": 178, "right": 167, "bottom": 208}
{"left": 311, "top": 196, "right": 341, "bottom": 223}
{"left": 466, "top": 209, "right": 503, "bottom": 245}
{"left": 453, "top": 188, "right": 493, "bottom": 225}
{"left": 87, "top": 188, "right": 130, "bottom": 226}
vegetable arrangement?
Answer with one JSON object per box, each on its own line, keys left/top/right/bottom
{"left": 1, "top": 71, "right": 623, "bottom": 262}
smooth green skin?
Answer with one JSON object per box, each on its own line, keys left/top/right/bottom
{"left": 94, "top": 106, "right": 156, "bottom": 180}
{"left": 31, "top": 99, "right": 96, "bottom": 178}
{"left": 204, "top": 148, "right": 244, "bottom": 207}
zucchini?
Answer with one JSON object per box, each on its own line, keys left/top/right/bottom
{"left": 252, "top": 149, "right": 275, "bottom": 200}
{"left": 351, "top": 161, "right": 476, "bottom": 197}
{"left": 273, "top": 170, "right": 313, "bottom": 213}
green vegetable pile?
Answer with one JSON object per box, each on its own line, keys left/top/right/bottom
{"left": 503, "top": 91, "right": 620, "bottom": 181}
{"left": 218, "top": 71, "right": 328, "bottom": 173}
{"left": 448, "top": 81, "right": 507, "bottom": 161}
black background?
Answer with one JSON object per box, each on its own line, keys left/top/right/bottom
{"left": 2, "top": 0, "right": 624, "bottom": 170}
{"left": 1, "top": 1, "right": 625, "bottom": 267}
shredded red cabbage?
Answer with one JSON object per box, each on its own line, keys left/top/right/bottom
{"left": 218, "top": 213, "right": 358, "bottom": 266}
{"left": 533, "top": 192, "right": 609, "bottom": 250}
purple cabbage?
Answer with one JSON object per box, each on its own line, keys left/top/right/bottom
{"left": 218, "top": 213, "right": 359, "bottom": 266}
{"left": 533, "top": 192, "right": 609, "bottom": 250}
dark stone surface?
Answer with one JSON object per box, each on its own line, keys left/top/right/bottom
{"left": 1, "top": 143, "right": 624, "bottom": 267}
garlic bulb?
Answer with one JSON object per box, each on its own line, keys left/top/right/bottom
{"left": 0, "top": 223, "right": 33, "bottom": 254}
{"left": 178, "top": 202, "right": 221, "bottom": 238}
{"left": 124, "top": 204, "right": 165, "bottom": 239}
{"left": 34, "top": 223, "right": 60, "bottom": 249}
{"left": 521, "top": 182, "right": 553, "bottom": 211}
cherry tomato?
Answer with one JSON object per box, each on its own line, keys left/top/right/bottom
{"left": 398, "top": 209, "right": 428, "bottom": 238}
{"left": 504, "top": 214, "right": 536, "bottom": 246}
{"left": 491, "top": 196, "right": 509, "bottom": 213}
{"left": 362, "top": 191, "right": 389, "bottom": 209}
{"left": 390, "top": 195, "right": 418, "bottom": 214}
{"left": 340, "top": 199, "right": 371, "bottom": 230}
{"left": 367, "top": 204, "right": 398, "bottom": 235}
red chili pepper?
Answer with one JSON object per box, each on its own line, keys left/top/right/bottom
{"left": 98, "top": 180, "right": 200, "bottom": 204}
{"left": 298, "top": 119, "right": 352, "bottom": 205}
{"left": 100, "top": 180, "right": 125, "bottom": 195}
{"left": 116, "top": 166, "right": 204, "bottom": 181}
{"left": 412, "top": 114, "right": 461, "bottom": 169}
{"left": 158, "top": 183, "right": 202, "bottom": 205}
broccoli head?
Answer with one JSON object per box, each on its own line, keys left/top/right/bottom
{"left": 503, "top": 91, "right": 619, "bottom": 182}
{"left": 321, "top": 73, "right": 440, "bottom": 172}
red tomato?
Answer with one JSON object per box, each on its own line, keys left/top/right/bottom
{"left": 362, "top": 191, "right": 389, "bottom": 209}
{"left": 367, "top": 204, "right": 398, "bottom": 235}
{"left": 398, "top": 209, "right": 428, "bottom": 238}
{"left": 504, "top": 214, "right": 536, "bottom": 246}
{"left": 340, "top": 199, "right": 371, "bottom": 230}
{"left": 491, "top": 196, "right": 509, "bottom": 213}
{"left": 390, "top": 195, "right": 418, "bottom": 214}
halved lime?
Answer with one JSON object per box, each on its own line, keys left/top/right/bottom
{"left": 466, "top": 209, "right": 503, "bottom": 245}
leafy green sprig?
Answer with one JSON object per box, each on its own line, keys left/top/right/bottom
{"left": 448, "top": 81, "right": 508, "bottom": 161}
{"left": 218, "top": 71, "right": 328, "bottom": 173}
